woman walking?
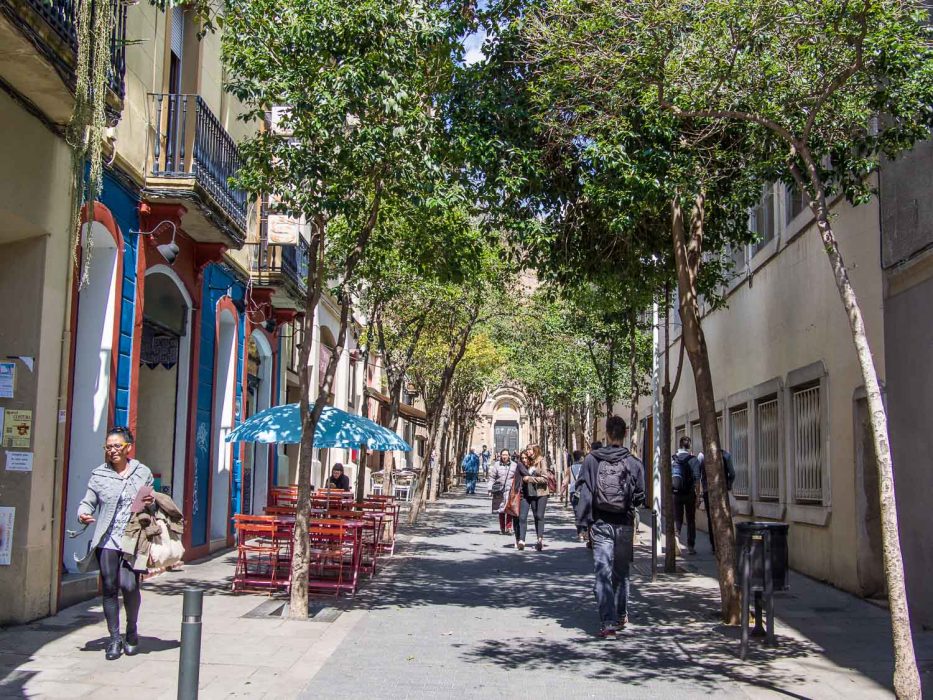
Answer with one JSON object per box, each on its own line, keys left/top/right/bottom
{"left": 513, "top": 445, "right": 553, "bottom": 551}
{"left": 76, "top": 427, "right": 154, "bottom": 660}
{"left": 489, "top": 449, "right": 517, "bottom": 534}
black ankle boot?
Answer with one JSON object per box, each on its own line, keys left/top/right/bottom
{"left": 124, "top": 629, "right": 139, "bottom": 656}
{"left": 105, "top": 635, "right": 123, "bottom": 660}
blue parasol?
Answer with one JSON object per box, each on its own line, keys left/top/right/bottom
{"left": 225, "top": 403, "right": 411, "bottom": 452}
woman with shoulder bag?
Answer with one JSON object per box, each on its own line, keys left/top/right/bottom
{"left": 489, "top": 449, "right": 517, "bottom": 534}
{"left": 513, "top": 445, "right": 551, "bottom": 551}
{"left": 75, "top": 427, "right": 153, "bottom": 661}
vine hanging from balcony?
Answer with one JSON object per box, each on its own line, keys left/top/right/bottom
{"left": 65, "top": 0, "right": 116, "bottom": 289}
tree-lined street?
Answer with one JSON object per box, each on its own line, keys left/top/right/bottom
{"left": 2, "top": 487, "right": 930, "bottom": 698}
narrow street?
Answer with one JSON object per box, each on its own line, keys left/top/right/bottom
{"left": 1, "top": 487, "right": 929, "bottom": 698}
{"left": 301, "top": 489, "right": 923, "bottom": 700}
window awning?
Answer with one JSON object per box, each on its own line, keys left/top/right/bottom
{"left": 364, "top": 386, "right": 428, "bottom": 425}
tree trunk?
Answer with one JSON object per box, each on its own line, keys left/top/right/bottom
{"left": 289, "top": 183, "right": 382, "bottom": 620}
{"left": 793, "top": 158, "right": 921, "bottom": 698}
{"left": 671, "top": 194, "right": 739, "bottom": 624}
{"left": 409, "top": 307, "right": 479, "bottom": 522}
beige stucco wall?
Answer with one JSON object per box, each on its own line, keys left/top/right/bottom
{"left": 663, "top": 191, "right": 885, "bottom": 596}
{"left": 113, "top": 1, "right": 167, "bottom": 184}
{"left": 0, "top": 93, "right": 73, "bottom": 623}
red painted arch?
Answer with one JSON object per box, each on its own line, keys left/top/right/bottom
{"left": 58, "top": 202, "right": 125, "bottom": 600}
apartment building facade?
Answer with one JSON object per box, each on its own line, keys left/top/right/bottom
{"left": 0, "top": 0, "right": 371, "bottom": 624}
{"left": 642, "top": 166, "right": 932, "bottom": 628}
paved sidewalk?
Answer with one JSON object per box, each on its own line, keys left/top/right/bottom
{"left": 1, "top": 490, "right": 930, "bottom": 698}
{"left": 301, "top": 491, "right": 933, "bottom": 699}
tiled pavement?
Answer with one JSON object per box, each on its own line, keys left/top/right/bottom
{"left": 1, "top": 489, "right": 931, "bottom": 698}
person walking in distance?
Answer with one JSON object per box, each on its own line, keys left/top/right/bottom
{"left": 574, "top": 416, "right": 645, "bottom": 638}
{"left": 567, "top": 450, "right": 586, "bottom": 540}
{"left": 513, "top": 444, "right": 552, "bottom": 551}
{"left": 462, "top": 448, "right": 480, "bottom": 494}
{"left": 697, "top": 448, "right": 735, "bottom": 554}
{"left": 672, "top": 436, "right": 702, "bottom": 555}
{"left": 480, "top": 444, "right": 491, "bottom": 479}
{"left": 76, "top": 427, "right": 154, "bottom": 660}
{"left": 489, "top": 449, "right": 517, "bottom": 534}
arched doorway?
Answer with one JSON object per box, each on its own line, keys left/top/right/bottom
{"left": 241, "top": 331, "right": 272, "bottom": 513}
{"left": 63, "top": 221, "right": 121, "bottom": 572}
{"left": 210, "top": 306, "right": 237, "bottom": 545}
{"left": 135, "top": 266, "right": 193, "bottom": 505}
{"left": 491, "top": 394, "right": 524, "bottom": 455}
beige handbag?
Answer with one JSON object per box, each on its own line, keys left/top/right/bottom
{"left": 148, "top": 518, "right": 185, "bottom": 570}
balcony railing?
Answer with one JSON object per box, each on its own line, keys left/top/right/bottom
{"left": 251, "top": 236, "right": 309, "bottom": 297}
{"left": 8, "top": 0, "right": 127, "bottom": 100}
{"left": 149, "top": 93, "right": 247, "bottom": 233}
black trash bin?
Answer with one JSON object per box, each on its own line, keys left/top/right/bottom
{"left": 734, "top": 522, "right": 789, "bottom": 591}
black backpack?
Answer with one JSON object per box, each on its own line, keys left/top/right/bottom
{"left": 671, "top": 454, "right": 696, "bottom": 494}
{"left": 594, "top": 457, "right": 636, "bottom": 513}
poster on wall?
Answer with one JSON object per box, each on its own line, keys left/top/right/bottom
{"left": 0, "top": 362, "right": 14, "bottom": 398}
{"left": 5, "top": 452, "right": 33, "bottom": 472}
{"left": 3, "top": 409, "right": 32, "bottom": 448}
{"left": 0, "top": 507, "right": 14, "bottom": 565}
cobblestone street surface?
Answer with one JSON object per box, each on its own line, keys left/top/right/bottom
{"left": 1, "top": 488, "right": 931, "bottom": 698}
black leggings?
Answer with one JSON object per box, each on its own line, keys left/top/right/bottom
{"left": 513, "top": 495, "right": 548, "bottom": 542}
{"left": 96, "top": 548, "right": 141, "bottom": 638}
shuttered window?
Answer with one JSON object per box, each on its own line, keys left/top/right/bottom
{"left": 756, "top": 398, "right": 780, "bottom": 500}
{"left": 793, "top": 385, "right": 823, "bottom": 503}
{"left": 730, "top": 407, "right": 749, "bottom": 497}
{"left": 171, "top": 6, "right": 185, "bottom": 58}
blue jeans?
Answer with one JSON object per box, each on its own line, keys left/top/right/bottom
{"left": 590, "top": 520, "right": 634, "bottom": 626}
{"left": 465, "top": 473, "right": 478, "bottom": 493}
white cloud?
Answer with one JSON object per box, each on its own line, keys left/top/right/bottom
{"left": 462, "top": 28, "right": 487, "bottom": 65}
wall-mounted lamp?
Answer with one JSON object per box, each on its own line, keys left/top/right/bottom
{"left": 131, "top": 220, "right": 179, "bottom": 266}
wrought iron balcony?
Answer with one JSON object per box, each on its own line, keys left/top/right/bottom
{"left": 148, "top": 93, "right": 247, "bottom": 240}
{"left": 0, "top": 0, "right": 127, "bottom": 106}
{"left": 251, "top": 236, "right": 309, "bottom": 299}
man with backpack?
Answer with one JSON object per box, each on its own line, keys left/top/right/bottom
{"left": 697, "top": 448, "right": 736, "bottom": 553}
{"left": 672, "top": 436, "right": 702, "bottom": 555}
{"left": 573, "top": 416, "right": 646, "bottom": 638}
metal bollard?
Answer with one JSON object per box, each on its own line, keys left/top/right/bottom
{"left": 178, "top": 588, "right": 203, "bottom": 700}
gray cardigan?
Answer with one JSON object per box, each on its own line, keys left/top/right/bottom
{"left": 75, "top": 460, "right": 154, "bottom": 572}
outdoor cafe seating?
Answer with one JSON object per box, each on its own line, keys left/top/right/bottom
{"left": 231, "top": 491, "right": 400, "bottom": 597}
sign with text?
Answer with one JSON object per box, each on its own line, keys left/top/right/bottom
{"left": 0, "top": 507, "right": 14, "bottom": 565}
{"left": 3, "top": 409, "right": 32, "bottom": 448}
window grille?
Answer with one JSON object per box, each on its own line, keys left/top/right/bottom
{"left": 674, "top": 425, "right": 685, "bottom": 451}
{"left": 785, "top": 184, "right": 807, "bottom": 225}
{"left": 730, "top": 407, "right": 749, "bottom": 497}
{"left": 751, "top": 184, "right": 776, "bottom": 255}
{"left": 756, "top": 398, "right": 780, "bottom": 500}
{"left": 691, "top": 422, "right": 702, "bottom": 453}
{"left": 793, "top": 385, "right": 823, "bottom": 503}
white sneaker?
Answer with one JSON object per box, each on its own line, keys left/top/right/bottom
{"left": 516, "top": 541, "right": 525, "bottom": 550}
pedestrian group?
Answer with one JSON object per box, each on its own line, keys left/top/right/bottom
{"left": 462, "top": 414, "right": 730, "bottom": 639}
